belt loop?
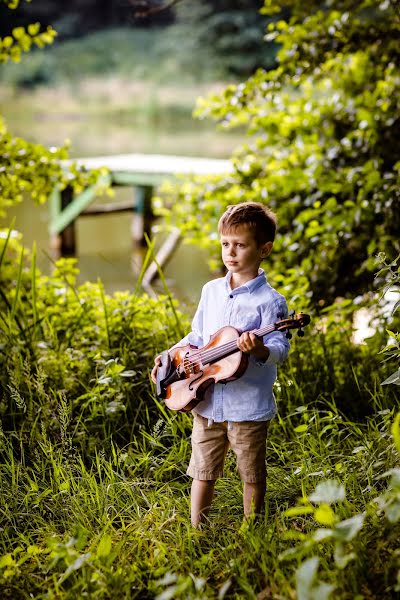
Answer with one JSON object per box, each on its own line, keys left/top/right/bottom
{"left": 227, "top": 421, "right": 233, "bottom": 431}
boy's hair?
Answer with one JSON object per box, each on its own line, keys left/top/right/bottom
{"left": 218, "top": 202, "right": 277, "bottom": 245}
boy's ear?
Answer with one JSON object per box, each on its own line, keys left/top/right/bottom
{"left": 260, "top": 241, "right": 273, "bottom": 258}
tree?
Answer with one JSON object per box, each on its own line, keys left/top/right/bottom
{"left": 159, "top": 0, "right": 400, "bottom": 307}
{"left": 0, "top": 0, "right": 106, "bottom": 218}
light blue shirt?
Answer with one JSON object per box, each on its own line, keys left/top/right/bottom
{"left": 176, "top": 269, "right": 290, "bottom": 422}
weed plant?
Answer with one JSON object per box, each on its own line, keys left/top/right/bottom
{"left": 0, "top": 232, "right": 399, "bottom": 598}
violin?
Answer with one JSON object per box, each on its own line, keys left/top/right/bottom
{"left": 156, "top": 312, "right": 310, "bottom": 412}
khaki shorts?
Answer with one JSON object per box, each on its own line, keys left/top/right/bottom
{"left": 187, "top": 413, "right": 269, "bottom": 483}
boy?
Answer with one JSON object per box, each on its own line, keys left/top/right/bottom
{"left": 151, "top": 202, "right": 290, "bottom": 527}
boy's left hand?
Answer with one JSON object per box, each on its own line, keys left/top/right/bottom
{"left": 237, "top": 331, "right": 270, "bottom": 362}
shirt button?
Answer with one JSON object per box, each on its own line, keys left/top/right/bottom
{"left": 229, "top": 294, "right": 233, "bottom": 298}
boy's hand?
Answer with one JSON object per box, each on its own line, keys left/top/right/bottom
{"left": 237, "top": 332, "right": 270, "bottom": 363}
{"left": 151, "top": 355, "right": 162, "bottom": 384}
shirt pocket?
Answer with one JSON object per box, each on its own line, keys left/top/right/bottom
{"left": 229, "top": 305, "right": 261, "bottom": 332}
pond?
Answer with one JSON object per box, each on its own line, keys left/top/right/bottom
{"left": 1, "top": 90, "right": 242, "bottom": 306}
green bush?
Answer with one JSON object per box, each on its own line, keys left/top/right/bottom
{"left": 0, "top": 232, "right": 189, "bottom": 456}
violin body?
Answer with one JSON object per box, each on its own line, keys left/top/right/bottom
{"left": 155, "top": 312, "right": 310, "bottom": 413}
{"left": 163, "top": 326, "right": 248, "bottom": 412}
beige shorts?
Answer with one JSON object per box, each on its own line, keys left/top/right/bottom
{"left": 187, "top": 413, "right": 269, "bottom": 483}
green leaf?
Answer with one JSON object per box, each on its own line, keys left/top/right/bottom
{"left": 314, "top": 503, "right": 336, "bottom": 526}
{"left": 0, "top": 554, "right": 16, "bottom": 569}
{"left": 285, "top": 506, "right": 315, "bottom": 518}
{"left": 392, "top": 413, "right": 400, "bottom": 454}
{"left": 96, "top": 534, "right": 112, "bottom": 558}
{"left": 295, "top": 424, "right": 308, "bottom": 433}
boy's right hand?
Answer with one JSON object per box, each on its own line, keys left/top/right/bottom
{"left": 151, "top": 355, "right": 162, "bottom": 384}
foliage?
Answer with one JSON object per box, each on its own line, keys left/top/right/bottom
{"left": 167, "top": 0, "right": 278, "bottom": 78}
{"left": 0, "top": 19, "right": 56, "bottom": 64}
{"left": 0, "top": 1, "right": 109, "bottom": 217}
{"left": 375, "top": 253, "right": 400, "bottom": 386}
{"left": 0, "top": 232, "right": 188, "bottom": 454}
{"left": 157, "top": 0, "right": 400, "bottom": 307}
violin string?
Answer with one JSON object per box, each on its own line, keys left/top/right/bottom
{"left": 186, "top": 323, "right": 278, "bottom": 365}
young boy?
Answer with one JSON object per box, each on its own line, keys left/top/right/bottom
{"left": 151, "top": 202, "right": 290, "bottom": 527}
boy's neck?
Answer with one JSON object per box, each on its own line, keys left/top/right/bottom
{"left": 230, "top": 268, "right": 261, "bottom": 289}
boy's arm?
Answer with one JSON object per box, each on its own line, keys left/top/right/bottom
{"left": 237, "top": 297, "right": 290, "bottom": 365}
{"left": 247, "top": 297, "right": 290, "bottom": 366}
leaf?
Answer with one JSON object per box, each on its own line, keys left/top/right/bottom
{"left": 120, "top": 370, "right": 137, "bottom": 377}
{"left": 334, "top": 542, "right": 356, "bottom": 569}
{"left": 296, "top": 557, "right": 335, "bottom": 600}
{"left": 312, "top": 582, "right": 336, "bottom": 599}
{"left": 0, "top": 554, "right": 16, "bottom": 569}
{"left": 385, "top": 501, "right": 400, "bottom": 524}
{"left": 296, "top": 557, "right": 320, "bottom": 600}
{"left": 381, "top": 369, "right": 400, "bottom": 386}
{"left": 218, "top": 579, "right": 232, "bottom": 600}
{"left": 96, "top": 534, "right": 112, "bottom": 558}
{"left": 392, "top": 413, "right": 400, "bottom": 454}
{"left": 27, "top": 23, "right": 40, "bottom": 36}
{"left": 309, "top": 480, "right": 346, "bottom": 504}
{"left": 333, "top": 513, "right": 365, "bottom": 542}
{"left": 59, "top": 552, "right": 91, "bottom": 584}
{"left": 312, "top": 528, "right": 334, "bottom": 542}
{"left": 295, "top": 424, "right": 308, "bottom": 433}
{"left": 314, "top": 503, "right": 336, "bottom": 526}
{"left": 285, "top": 506, "right": 315, "bottom": 518}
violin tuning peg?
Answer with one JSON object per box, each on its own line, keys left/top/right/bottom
{"left": 289, "top": 309, "right": 295, "bottom": 317}
{"left": 286, "top": 331, "right": 292, "bottom": 339}
{"left": 297, "top": 329, "right": 305, "bottom": 337}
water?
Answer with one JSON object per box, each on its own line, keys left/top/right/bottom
{"left": 1, "top": 101, "right": 239, "bottom": 305}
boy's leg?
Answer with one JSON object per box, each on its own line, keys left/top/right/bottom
{"left": 187, "top": 414, "right": 229, "bottom": 527}
{"left": 243, "top": 479, "right": 266, "bottom": 518}
{"left": 190, "top": 479, "right": 216, "bottom": 527}
{"left": 228, "top": 420, "right": 269, "bottom": 519}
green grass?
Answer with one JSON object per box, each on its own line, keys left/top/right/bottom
{"left": 0, "top": 375, "right": 399, "bottom": 598}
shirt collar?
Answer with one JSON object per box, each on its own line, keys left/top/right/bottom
{"left": 225, "top": 268, "right": 267, "bottom": 294}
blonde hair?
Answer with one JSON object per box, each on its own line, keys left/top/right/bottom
{"left": 218, "top": 202, "right": 277, "bottom": 245}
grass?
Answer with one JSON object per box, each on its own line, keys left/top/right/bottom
{"left": 0, "top": 373, "right": 399, "bottom": 598}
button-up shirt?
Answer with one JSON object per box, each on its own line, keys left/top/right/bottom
{"left": 175, "top": 269, "right": 290, "bottom": 422}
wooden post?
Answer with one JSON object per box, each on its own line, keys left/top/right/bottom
{"left": 131, "top": 185, "right": 153, "bottom": 247}
{"left": 60, "top": 187, "right": 77, "bottom": 255}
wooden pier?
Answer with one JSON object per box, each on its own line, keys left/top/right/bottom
{"left": 49, "top": 153, "right": 232, "bottom": 256}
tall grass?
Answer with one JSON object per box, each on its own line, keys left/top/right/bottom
{"left": 0, "top": 392, "right": 398, "bottom": 599}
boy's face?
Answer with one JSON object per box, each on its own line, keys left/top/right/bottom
{"left": 220, "top": 225, "right": 273, "bottom": 282}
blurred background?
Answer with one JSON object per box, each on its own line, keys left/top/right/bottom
{"left": 0, "top": 0, "right": 278, "bottom": 300}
